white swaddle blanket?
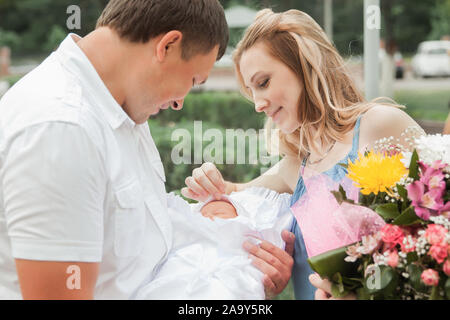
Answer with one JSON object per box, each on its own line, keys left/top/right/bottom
{"left": 135, "top": 187, "right": 293, "bottom": 300}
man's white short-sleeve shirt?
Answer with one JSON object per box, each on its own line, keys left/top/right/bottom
{"left": 0, "top": 34, "right": 172, "bottom": 299}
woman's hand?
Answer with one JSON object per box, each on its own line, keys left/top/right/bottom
{"left": 243, "top": 230, "right": 295, "bottom": 299}
{"left": 181, "top": 162, "right": 236, "bottom": 202}
{"left": 309, "top": 273, "right": 356, "bottom": 300}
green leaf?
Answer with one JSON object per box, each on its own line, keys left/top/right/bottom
{"left": 445, "top": 278, "right": 450, "bottom": 299}
{"left": 407, "top": 264, "right": 427, "bottom": 292}
{"left": 392, "top": 206, "right": 422, "bottom": 226}
{"left": 408, "top": 150, "right": 419, "bottom": 181}
{"left": 396, "top": 184, "right": 408, "bottom": 204}
{"left": 308, "top": 245, "right": 359, "bottom": 279}
{"left": 406, "top": 251, "right": 419, "bottom": 264}
{"left": 375, "top": 203, "right": 401, "bottom": 220}
{"left": 356, "top": 287, "right": 372, "bottom": 300}
{"left": 331, "top": 191, "right": 344, "bottom": 205}
{"left": 429, "top": 286, "right": 443, "bottom": 300}
{"left": 331, "top": 185, "right": 354, "bottom": 205}
{"left": 379, "top": 266, "right": 399, "bottom": 298}
{"left": 331, "top": 272, "right": 348, "bottom": 298}
{"left": 365, "top": 265, "right": 398, "bottom": 298}
{"left": 342, "top": 276, "right": 363, "bottom": 287}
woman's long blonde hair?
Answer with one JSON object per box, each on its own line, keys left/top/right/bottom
{"left": 233, "top": 9, "right": 395, "bottom": 159}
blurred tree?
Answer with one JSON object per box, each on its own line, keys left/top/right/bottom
{"left": 0, "top": 0, "right": 107, "bottom": 55}
{"left": 381, "top": 0, "right": 439, "bottom": 54}
{"left": 44, "top": 25, "right": 66, "bottom": 52}
{"left": 428, "top": 0, "right": 450, "bottom": 40}
{"left": 0, "top": 0, "right": 445, "bottom": 57}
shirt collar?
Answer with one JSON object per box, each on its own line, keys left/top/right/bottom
{"left": 55, "top": 33, "right": 135, "bottom": 130}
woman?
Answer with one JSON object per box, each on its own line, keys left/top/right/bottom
{"left": 181, "top": 9, "right": 423, "bottom": 300}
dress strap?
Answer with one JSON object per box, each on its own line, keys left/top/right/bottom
{"left": 301, "top": 156, "right": 308, "bottom": 174}
{"left": 349, "top": 116, "right": 362, "bottom": 155}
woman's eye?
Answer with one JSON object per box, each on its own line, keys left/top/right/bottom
{"left": 259, "top": 79, "right": 269, "bottom": 88}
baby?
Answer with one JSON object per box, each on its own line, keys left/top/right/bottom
{"left": 200, "top": 200, "right": 238, "bottom": 220}
{"left": 134, "top": 187, "right": 293, "bottom": 300}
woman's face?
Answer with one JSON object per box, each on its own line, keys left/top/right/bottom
{"left": 239, "top": 42, "right": 303, "bottom": 134}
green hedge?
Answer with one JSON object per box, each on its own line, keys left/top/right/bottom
{"left": 150, "top": 92, "right": 274, "bottom": 193}
{"left": 395, "top": 90, "right": 450, "bottom": 122}
{"left": 150, "top": 119, "right": 278, "bottom": 194}
{"left": 153, "top": 91, "right": 265, "bottom": 129}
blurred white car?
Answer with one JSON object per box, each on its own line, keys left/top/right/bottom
{"left": 412, "top": 40, "right": 450, "bottom": 78}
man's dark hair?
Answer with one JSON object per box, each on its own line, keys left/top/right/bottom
{"left": 96, "top": 0, "right": 229, "bottom": 60}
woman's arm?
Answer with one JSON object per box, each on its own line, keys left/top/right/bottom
{"left": 182, "top": 156, "right": 300, "bottom": 202}
{"left": 235, "top": 156, "right": 300, "bottom": 194}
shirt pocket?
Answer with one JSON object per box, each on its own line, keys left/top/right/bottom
{"left": 150, "top": 159, "right": 166, "bottom": 183}
{"left": 113, "top": 181, "right": 146, "bottom": 258}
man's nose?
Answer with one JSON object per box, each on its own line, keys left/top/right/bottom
{"left": 172, "top": 99, "right": 184, "bottom": 111}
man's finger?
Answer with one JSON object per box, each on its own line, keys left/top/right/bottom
{"left": 281, "top": 230, "right": 295, "bottom": 257}
{"left": 259, "top": 239, "right": 293, "bottom": 269}
{"left": 248, "top": 254, "right": 283, "bottom": 293}
{"left": 262, "top": 275, "right": 276, "bottom": 299}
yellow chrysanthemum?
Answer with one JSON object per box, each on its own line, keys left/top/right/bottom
{"left": 347, "top": 151, "right": 408, "bottom": 196}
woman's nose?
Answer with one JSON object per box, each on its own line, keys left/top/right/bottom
{"left": 172, "top": 99, "right": 184, "bottom": 111}
{"left": 254, "top": 99, "right": 268, "bottom": 113}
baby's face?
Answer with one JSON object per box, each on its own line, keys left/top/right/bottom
{"left": 200, "top": 200, "right": 238, "bottom": 220}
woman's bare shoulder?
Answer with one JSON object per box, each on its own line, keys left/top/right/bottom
{"left": 359, "top": 105, "right": 424, "bottom": 149}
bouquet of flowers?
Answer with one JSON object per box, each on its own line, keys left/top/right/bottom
{"left": 307, "top": 132, "right": 450, "bottom": 300}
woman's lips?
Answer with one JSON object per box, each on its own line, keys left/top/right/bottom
{"left": 271, "top": 107, "right": 282, "bottom": 121}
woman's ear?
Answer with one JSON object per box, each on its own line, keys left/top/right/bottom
{"left": 155, "top": 30, "right": 183, "bottom": 62}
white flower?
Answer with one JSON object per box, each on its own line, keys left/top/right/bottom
{"left": 414, "top": 134, "right": 450, "bottom": 169}
{"left": 401, "top": 151, "right": 412, "bottom": 168}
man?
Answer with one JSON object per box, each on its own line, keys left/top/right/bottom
{"left": 0, "top": 0, "right": 294, "bottom": 300}
{"left": 0, "top": 0, "right": 228, "bottom": 299}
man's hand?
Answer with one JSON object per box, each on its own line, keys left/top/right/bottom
{"left": 15, "top": 259, "right": 99, "bottom": 300}
{"left": 309, "top": 273, "right": 356, "bottom": 300}
{"left": 243, "top": 230, "right": 295, "bottom": 299}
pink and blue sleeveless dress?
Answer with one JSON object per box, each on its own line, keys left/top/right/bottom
{"left": 289, "top": 117, "right": 362, "bottom": 299}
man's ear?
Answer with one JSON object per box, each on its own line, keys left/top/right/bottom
{"left": 156, "top": 30, "right": 183, "bottom": 62}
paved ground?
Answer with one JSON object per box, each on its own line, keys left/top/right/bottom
{"left": 200, "top": 65, "right": 450, "bottom": 92}
{"left": 417, "top": 119, "right": 445, "bottom": 135}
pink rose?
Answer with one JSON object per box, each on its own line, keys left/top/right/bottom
{"left": 428, "top": 244, "right": 448, "bottom": 264}
{"left": 421, "top": 269, "right": 440, "bottom": 286}
{"left": 444, "top": 259, "right": 450, "bottom": 277}
{"left": 388, "top": 249, "right": 399, "bottom": 268}
{"left": 424, "top": 224, "right": 447, "bottom": 246}
{"left": 381, "top": 224, "right": 404, "bottom": 247}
